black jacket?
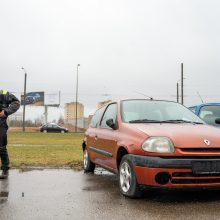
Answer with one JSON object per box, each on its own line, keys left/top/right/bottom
{"left": 0, "top": 90, "right": 20, "bottom": 129}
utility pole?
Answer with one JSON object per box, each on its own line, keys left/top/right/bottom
{"left": 177, "top": 82, "right": 179, "bottom": 103}
{"left": 21, "top": 67, "right": 27, "bottom": 132}
{"left": 59, "top": 91, "right": 61, "bottom": 106}
{"left": 75, "top": 64, "right": 80, "bottom": 132}
{"left": 181, "top": 63, "right": 184, "bottom": 105}
{"left": 44, "top": 106, "right": 48, "bottom": 124}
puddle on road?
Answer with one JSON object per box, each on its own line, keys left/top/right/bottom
{"left": 82, "top": 167, "right": 118, "bottom": 192}
{"left": 19, "top": 167, "right": 45, "bottom": 172}
{"left": 0, "top": 191, "right": 9, "bottom": 204}
{"left": 0, "top": 191, "right": 9, "bottom": 198}
{"left": 94, "top": 167, "right": 114, "bottom": 176}
{"left": 19, "top": 167, "right": 77, "bottom": 173}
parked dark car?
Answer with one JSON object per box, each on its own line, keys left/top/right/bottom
{"left": 189, "top": 103, "right": 220, "bottom": 127}
{"left": 40, "top": 123, "right": 68, "bottom": 133}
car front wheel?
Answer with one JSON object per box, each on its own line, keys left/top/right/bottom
{"left": 119, "top": 155, "right": 141, "bottom": 198}
{"left": 83, "top": 147, "right": 95, "bottom": 172}
{"left": 43, "top": 130, "right": 47, "bottom": 133}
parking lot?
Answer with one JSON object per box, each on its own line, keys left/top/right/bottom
{"left": 0, "top": 168, "right": 220, "bottom": 220}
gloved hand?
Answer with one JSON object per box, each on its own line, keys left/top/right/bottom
{"left": 0, "top": 110, "right": 6, "bottom": 118}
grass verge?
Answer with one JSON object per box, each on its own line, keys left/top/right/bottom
{"left": 7, "top": 132, "right": 84, "bottom": 169}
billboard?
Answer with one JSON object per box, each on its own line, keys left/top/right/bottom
{"left": 21, "top": 91, "right": 60, "bottom": 106}
{"left": 44, "top": 91, "right": 60, "bottom": 106}
{"left": 21, "top": 92, "right": 44, "bottom": 106}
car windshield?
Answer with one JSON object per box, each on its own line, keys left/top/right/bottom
{"left": 121, "top": 100, "right": 204, "bottom": 124}
{"left": 199, "top": 105, "right": 220, "bottom": 126}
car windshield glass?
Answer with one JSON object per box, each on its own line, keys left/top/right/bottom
{"left": 121, "top": 100, "right": 204, "bottom": 124}
{"left": 199, "top": 105, "right": 220, "bottom": 126}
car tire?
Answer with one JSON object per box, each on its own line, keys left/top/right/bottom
{"left": 61, "top": 130, "right": 65, "bottom": 133}
{"left": 83, "top": 147, "right": 95, "bottom": 173}
{"left": 43, "top": 130, "right": 47, "bottom": 133}
{"left": 119, "top": 155, "right": 141, "bottom": 198}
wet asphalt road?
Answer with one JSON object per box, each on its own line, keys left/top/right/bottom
{"left": 0, "top": 169, "right": 220, "bottom": 220}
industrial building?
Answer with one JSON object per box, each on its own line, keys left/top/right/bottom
{"left": 64, "top": 102, "right": 84, "bottom": 129}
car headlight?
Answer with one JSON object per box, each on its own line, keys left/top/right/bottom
{"left": 142, "top": 137, "right": 175, "bottom": 153}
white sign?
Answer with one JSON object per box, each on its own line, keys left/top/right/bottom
{"left": 44, "top": 92, "right": 60, "bottom": 106}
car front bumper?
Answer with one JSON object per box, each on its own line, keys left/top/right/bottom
{"left": 128, "top": 154, "right": 220, "bottom": 188}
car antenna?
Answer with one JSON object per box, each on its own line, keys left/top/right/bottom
{"left": 197, "top": 91, "right": 204, "bottom": 103}
{"left": 133, "top": 91, "right": 153, "bottom": 100}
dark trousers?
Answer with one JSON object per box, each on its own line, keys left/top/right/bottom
{"left": 0, "top": 127, "right": 9, "bottom": 171}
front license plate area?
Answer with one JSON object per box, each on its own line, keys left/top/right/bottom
{"left": 192, "top": 161, "right": 220, "bottom": 174}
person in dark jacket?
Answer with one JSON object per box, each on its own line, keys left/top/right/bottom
{"left": 0, "top": 90, "right": 20, "bottom": 179}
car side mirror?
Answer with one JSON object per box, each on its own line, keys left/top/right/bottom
{"left": 215, "top": 118, "right": 220, "bottom": 124}
{"left": 106, "top": 119, "right": 116, "bottom": 130}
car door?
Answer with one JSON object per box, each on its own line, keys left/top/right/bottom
{"left": 94, "top": 103, "right": 118, "bottom": 171}
{"left": 52, "top": 124, "right": 60, "bottom": 132}
{"left": 86, "top": 107, "right": 105, "bottom": 163}
{"left": 47, "top": 124, "right": 53, "bottom": 132}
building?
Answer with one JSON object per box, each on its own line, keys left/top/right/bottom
{"left": 83, "top": 115, "right": 93, "bottom": 130}
{"left": 64, "top": 102, "right": 84, "bottom": 119}
{"left": 97, "top": 100, "right": 112, "bottom": 109}
{"left": 64, "top": 102, "right": 84, "bottom": 129}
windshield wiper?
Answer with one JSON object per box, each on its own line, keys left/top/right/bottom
{"left": 129, "top": 119, "right": 161, "bottom": 123}
{"left": 160, "top": 119, "right": 204, "bottom": 124}
{"left": 129, "top": 119, "right": 204, "bottom": 124}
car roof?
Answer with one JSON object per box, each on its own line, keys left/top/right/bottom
{"left": 189, "top": 103, "right": 220, "bottom": 108}
{"left": 119, "top": 98, "right": 176, "bottom": 103}
{"left": 115, "top": 99, "right": 179, "bottom": 106}
{"left": 45, "top": 123, "right": 58, "bottom": 125}
{"left": 97, "top": 99, "right": 178, "bottom": 110}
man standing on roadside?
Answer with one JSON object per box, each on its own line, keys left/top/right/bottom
{"left": 0, "top": 90, "right": 20, "bottom": 179}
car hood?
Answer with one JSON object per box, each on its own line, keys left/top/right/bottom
{"left": 131, "top": 123, "right": 220, "bottom": 148}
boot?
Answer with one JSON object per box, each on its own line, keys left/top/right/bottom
{"left": 0, "top": 170, "right": 9, "bottom": 179}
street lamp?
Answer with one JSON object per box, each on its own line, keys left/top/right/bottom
{"left": 176, "top": 82, "right": 179, "bottom": 103}
{"left": 176, "top": 79, "right": 182, "bottom": 103}
{"left": 177, "top": 63, "right": 186, "bottom": 105}
{"left": 75, "top": 64, "right": 80, "bottom": 132}
{"left": 181, "top": 63, "right": 184, "bottom": 105}
{"left": 21, "top": 67, "right": 27, "bottom": 132}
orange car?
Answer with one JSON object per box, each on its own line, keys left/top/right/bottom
{"left": 82, "top": 99, "right": 220, "bottom": 197}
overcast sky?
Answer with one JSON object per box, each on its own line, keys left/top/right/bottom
{"left": 1, "top": 0, "right": 220, "bottom": 120}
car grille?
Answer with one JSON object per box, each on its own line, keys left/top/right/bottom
{"left": 180, "top": 148, "right": 220, "bottom": 153}
{"left": 171, "top": 172, "right": 220, "bottom": 184}
{"left": 172, "top": 172, "right": 220, "bottom": 177}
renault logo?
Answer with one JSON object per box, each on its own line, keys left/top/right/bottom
{"left": 204, "top": 139, "right": 210, "bottom": 146}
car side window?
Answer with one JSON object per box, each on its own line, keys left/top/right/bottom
{"left": 100, "top": 103, "right": 117, "bottom": 129}
{"left": 89, "top": 107, "right": 105, "bottom": 128}
{"left": 199, "top": 105, "right": 220, "bottom": 125}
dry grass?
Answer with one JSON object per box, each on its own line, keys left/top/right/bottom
{"left": 7, "top": 132, "right": 84, "bottom": 168}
